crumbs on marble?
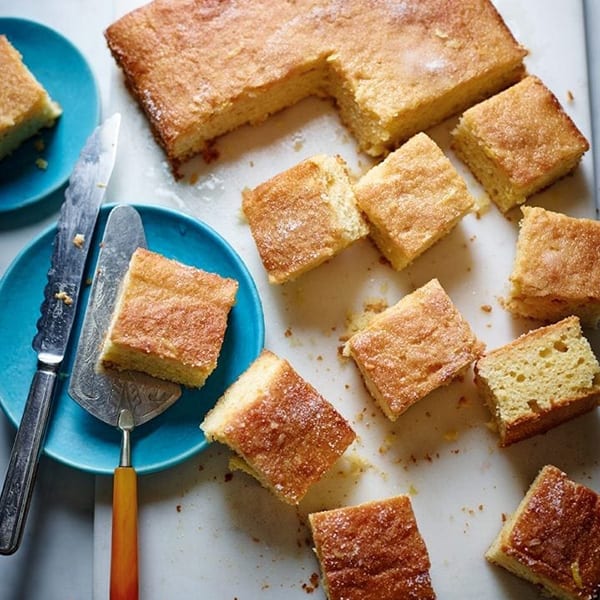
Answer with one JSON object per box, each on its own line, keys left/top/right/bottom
{"left": 301, "top": 573, "right": 320, "bottom": 594}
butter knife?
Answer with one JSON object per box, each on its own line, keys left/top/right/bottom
{"left": 0, "top": 113, "right": 121, "bottom": 555}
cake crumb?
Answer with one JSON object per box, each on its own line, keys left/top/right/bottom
{"left": 480, "top": 304, "right": 492, "bottom": 313}
{"left": 54, "top": 290, "right": 73, "bottom": 305}
{"left": 72, "top": 233, "right": 85, "bottom": 248}
{"left": 567, "top": 90, "right": 574, "bottom": 103}
{"left": 35, "top": 158, "right": 48, "bottom": 170}
{"left": 34, "top": 138, "right": 45, "bottom": 152}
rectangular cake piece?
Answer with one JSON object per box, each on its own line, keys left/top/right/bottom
{"left": 201, "top": 349, "right": 356, "bottom": 505}
{"left": 100, "top": 248, "right": 238, "bottom": 388}
{"left": 105, "top": 0, "right": 526, "bottom": 172}
{"left": 0, "top": 35, "right": 62, "bottom": 160}
{"left": 242, "top": 154, "right": 368, "bottom": 284}
{"left": 474, "top": 316, "right": 600, "bottom": 446}
{"left": 451, "top": 75, "right": 589, "bottom": 213}
{"left": 506, "top": 206, "right": 600, "bottom": 328}
{"left": 309, "top": 496, "right": 436, "bottom": 600}
{"left": 343, "top": 279, "right": 484, "bottom": 421}
{"left": 486, "top": 465, "right": 600, "bottom": 600}
{"left": 355, "top": 132, "right": 474, "bottom": 271}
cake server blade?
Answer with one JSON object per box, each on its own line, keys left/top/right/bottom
{"left": 0, "top": 113, "right": 121, "bottom": 556}
{"left": 68, "top": 204, "right": 181, "bottom": 600}
{"left": 68, "top": 204, "right": 182, "bottom": 428}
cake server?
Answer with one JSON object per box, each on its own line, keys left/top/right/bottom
{"left": 0, "top": 113, "right": 121, "bottom": 556}
{"left": 68, "top": 204, "right": 181, "bottom": 600}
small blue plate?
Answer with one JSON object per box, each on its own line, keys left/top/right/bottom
{"left": 0, "top": 18, "right": 100, "bottom": 213}
{"left": 0, "top": 205, "right": 265, "bottom": 475}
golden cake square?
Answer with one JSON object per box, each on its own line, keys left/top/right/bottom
{"left": 452, "top": 76, "right": 589, "bottom": 212}
{"left": 100, "top": 248, "right": 238, "bottom": 388}
{"left": 201, "top": 349, "right": 356, "bottom": 504}
{"left": 344, "top": 279, "right": 484, "bottom": 421}
{"left": 475, "top": 316, "right": 600, "bottom": 446}
{"left": 309, "top": 496, "right": 436, "bottom": 600}
{"left": 0, "top": 35, "right": 62, "bottom": 160}
{"left": 355, "top": 133, "right": 474, "bottom": 271}
{"left": 486, "top": 465, "right": 600, "bottom": 600}
{"left": 506, "top": 206, "right": 600, "bottom": 327}
{"left": 242, "top": 154, "right": 368, "bottom": 284}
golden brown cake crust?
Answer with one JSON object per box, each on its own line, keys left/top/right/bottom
{"left": 345, "top": 279, "right": 484, "bottom": 419}
{"left": 105, "top": 0, "right": 526, "bottom": 170}
{"left": 355, "top": 132, "right": 474, "bottom": 270}
{"left": 455, "top": 76, "right": 588, "bottom": 191}
{"left": 489, "top": 465, "right": 600, "bottom": 600}
{"left": 102, "top": 248, "right": 238, "bottom": 386}
{"left": 309, "top": 496, "right": 436, "bottom": 600}
{"left": 0, "top": 35, "right": 44, "bottom": 126}
{"left": 212, "top": 350, "right": 356, "bottom": 504}
{"left": 242, "top": 154, "right": 366, "bottom": 284}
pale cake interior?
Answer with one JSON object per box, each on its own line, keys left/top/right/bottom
{"left": 475, "top": 316, "right": 600, "bottom": 446}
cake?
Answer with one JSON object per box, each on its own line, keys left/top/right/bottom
{"left": 200, "top": 349, "right": 356, "bottom": 504}
{"left": 506, "top": 206, "right": 600, "bottom": 328}
{"left": 451, "top": 75, "right": 589, "bottom": 213}
{"left": 0, "top": 35, "right": 62, "bottom": 160}
{"left": 343, "top": 278, "right": 484, "bottom": 421}
{"left": 486, "top": 465, "right": 600, "bottom": 600}
{"left": 474, "top": 316, "right": 600, "bottom": 447}
{"left": 354, "top": 132, "right": 475, "bottom": 271}
{"left": 105, "top": 0, "right": 526, "bottom": 173}
{"left": 242, "top": 154, "right": 368, "bottom": 284}
{"left": 100, "top": 248, "right": 238, "bottom": 388}
{"left": 309, "top": 495, "right": 436, "bottom": 600}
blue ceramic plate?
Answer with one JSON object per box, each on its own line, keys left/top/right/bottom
{"left": 0, "top": 205, "right": 265, "bottom": 475}
{"left": 0, "top": 18, "right": 100, "bottom": 213}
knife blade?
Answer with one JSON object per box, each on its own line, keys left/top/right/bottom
{"left": 0, "top": 113, "right": 121, "bottom": 555}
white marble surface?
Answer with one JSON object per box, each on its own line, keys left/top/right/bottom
{"left": 0, "top": 2, "right": 599, "bottom": 600}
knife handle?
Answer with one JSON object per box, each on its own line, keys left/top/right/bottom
{"left": 0, "top": 365, "right": 57, "bottom": 555}
{"left": 111, "top": 466, "right": 138, "bottom": 600}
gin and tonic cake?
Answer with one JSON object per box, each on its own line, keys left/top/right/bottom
{"left": 474, "top": 316, "right": 600, "bottom": 446}
{"left": 201, "top": 350, "right": 356, "bottom": 505}
{"left": 242, "top": 154, "right": 368, "bottom": 284}
{"left": 309, "top": 495, "right": 436, "bottom": 600}
{"left": 506, "top": 206, "right": 600, "bottom": 327}
{"left": 452, "top": 76, "right": 589, "bottom": 213}
{"left": 100, "top": 248, "right": 238, "bottom": 388}
{"left": 105, "top": 0, "right": 526, "bottom": 171}
{"left": 344, "top": 279, "right": 484, "bottom": 421}
{"left": 486, "top": 465, "right": 600, "bottom": 600}
{"left": 355, "top": 132, "right": 475, "bottom": 271}
{"left": 0, "top": 35, "right": 62, "bottom": 160}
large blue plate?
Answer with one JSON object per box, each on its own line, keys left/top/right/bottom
{"left": 0, "top": 18, "right": 100, "bottom": 212}
{"left": 0, "top": 204, "right": 265, "bottom": 475}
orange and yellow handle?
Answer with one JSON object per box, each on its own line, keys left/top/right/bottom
{"left": 110, "top": 466, "right": 138, "bottom": 600}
